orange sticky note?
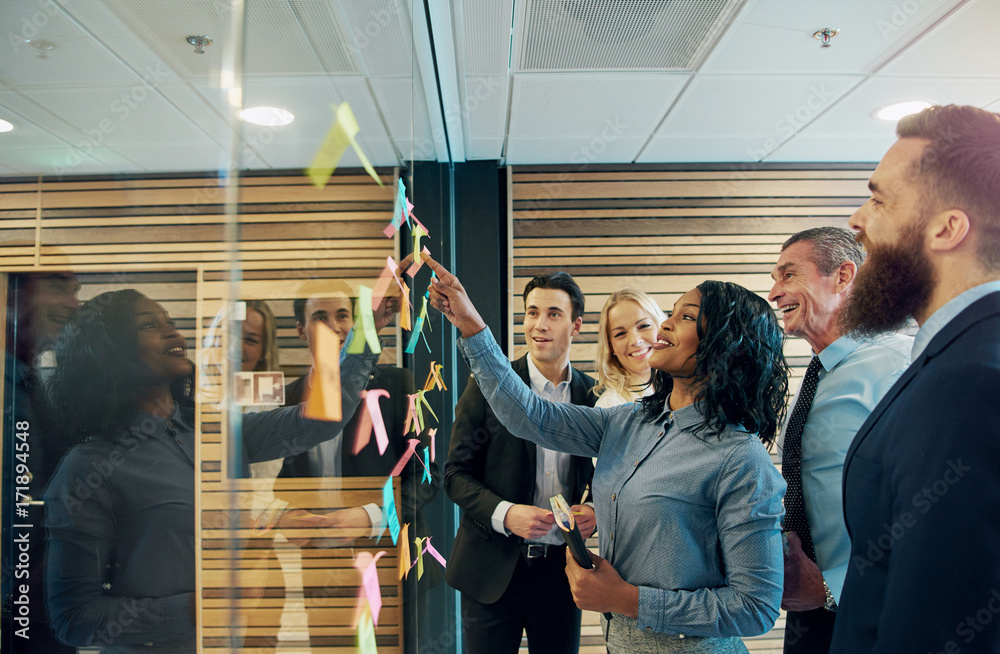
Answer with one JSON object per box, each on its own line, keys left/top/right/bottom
{"left": 398, "top": 523, "right": 411, "bottom": 580}
{"left": 302, "top": 322, "right": 342, "bottom": 421}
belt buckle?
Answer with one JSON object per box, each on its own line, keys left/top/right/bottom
{"left": 525, "top": 543, "right": 547, "bottom": 559}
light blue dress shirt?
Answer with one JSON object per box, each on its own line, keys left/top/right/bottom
{"left": 459, "top": 328, "right": 786, "bottom": 638}
{"left": 776, "top": 333, "right": 911, "bottom": 602}
{"left": 911, "top": 280, "right": 1000, "bottom": 362}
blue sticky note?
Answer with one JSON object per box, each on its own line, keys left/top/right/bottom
{"left": 422, "top": 447, "right": 432, "bottom": 484}
{"left": 383, "top": 477, "right": 400, "bottom": 545}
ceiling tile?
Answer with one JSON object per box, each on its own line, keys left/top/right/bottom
{"left": 879, "top": 0, "right": 1000, "bottom": 78}
{"left": 505, "top": 135, "right": 649, "bottom": 164}
{"left": 509, "top": 73, "right": 687, "bottom": 137}
{"left": 643, "top": 74, "right": 864, "bottom": 162}
{"left": 701, "top": 0, "right": 960, "bottom": 75}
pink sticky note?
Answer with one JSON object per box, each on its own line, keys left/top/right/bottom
{"left": 428, "top": 427, "right": 437, "bottom": 462}
{"left": 353, "top": 551, "right": 387, "bottom": 625}
{"left": 354, "top": 389, "right": 390, "bottom": 455}
{"left": 404, "top": 393, "right": 421, "bottom": 436}
{"left": 370, "top": 257, "right": 396, "bottom": 312}
{"left": 424, "top": 537, "right": 448, "bottom": 568}
{"left": 390, "top": 439, "right": 421, "bottom": 476}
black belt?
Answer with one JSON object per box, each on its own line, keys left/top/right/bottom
{"left": 521, "top": 542, "right": 566, "bottom": 559}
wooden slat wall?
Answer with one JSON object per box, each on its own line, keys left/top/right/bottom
{"left": 510, "top": 164, "right": 873, "bottom": 653}
{"left": 0, "top": 171, "right": 404, "bottom": 653}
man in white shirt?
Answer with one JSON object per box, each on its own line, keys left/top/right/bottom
{"left": 445, "top": 272, "right": 597, "bottom": 654}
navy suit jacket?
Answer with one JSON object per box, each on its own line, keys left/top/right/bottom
{"left": 444, "top": 355, "right": 596, "bottom": 604}
{"left": 831, "top": 291, "right": 1000, "bottom": 652}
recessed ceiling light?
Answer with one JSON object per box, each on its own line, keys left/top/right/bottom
{"left": 876, "top": 101, "right": 932, "bottom": 121}
{"left": 0, "top": 119, "right": 13, "bottom": 133}
{"left": 238, "top": 107, "right": 294, "bottom": 127}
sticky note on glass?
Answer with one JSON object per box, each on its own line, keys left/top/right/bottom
{"left": 353, "top": 551, "right": 386, "bottom": 626}
{"left": 347, "top": 285, "right": 382, "bottom": 355}
{"left": 382, "top": 477, "right": 400, "bottom": 545}
{"left": 384, "top": 179, "right": 409, "bottom": 238}
{"left": 389, "top": 438, "right": 421, "bottom": 476}
{"left": 302, "top": 323, "right": 342, "bottom": 422}
{"left": 356, "top": 606, "right": 377, "bottom": 654}
{"left": 307, "top": 102, "right": 382, "bottom": 188}
{"left": 353, "top": 389, "right": 390, "bottom": 455}
{"left": 398, "top": 523, "right": 411, "bottom": 580}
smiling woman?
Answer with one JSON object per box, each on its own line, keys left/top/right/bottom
{"left": 41, "top": 289, "right": 385, "bottom": 651}
{"left": 594, "top": 289, "right": 666, "bottom": 407}
{"left": 426, "top": 256, "right": 790, "bottom": 653}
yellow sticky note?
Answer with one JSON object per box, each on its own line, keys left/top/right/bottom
{"left": 356, "top": 606, "right": 378, "bottom": 654}
{"left": 306, "top": 102, "right": 383, "bottom": 189}
{"left": 398, "top": 523, "right": 411, "bottom": 580}
{"left": 302, "top": 322, "right": 342, "bottom": 421}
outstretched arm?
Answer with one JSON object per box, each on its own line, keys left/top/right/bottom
{"left": 426, "top": 256, "right": 604, "bottom": 459}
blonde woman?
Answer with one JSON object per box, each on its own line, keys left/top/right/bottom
{"left": 593, "top": 289, "right": 666, "bottom": 408}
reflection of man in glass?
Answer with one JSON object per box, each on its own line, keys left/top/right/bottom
{"left": 280, "top": 292, "right": 441, "bottom": 654}
{"left": 2, "top": 272, "right": 80, "bottom": 654}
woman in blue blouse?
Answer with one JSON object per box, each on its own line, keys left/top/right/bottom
{"left": 426, "top": 257, "right": 788, "bottom": 653}
{"left": 42, "top": 289, "right": 394, "bottom": 652}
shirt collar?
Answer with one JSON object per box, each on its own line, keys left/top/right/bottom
{"left": 911, "top": 280, "right": 1000, "bottom": 362}
{"left": 657, "top": 396, "right": 704, "bottom": 432}
{"left": 815, "top": 333, "right": 862, "bottom": 373}
{"left": 526, "top": 354, "right": 571, "bottom": 393}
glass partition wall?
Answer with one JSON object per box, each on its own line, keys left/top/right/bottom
{"left": 0, "top": 1, "right": 455, "bottom": 652}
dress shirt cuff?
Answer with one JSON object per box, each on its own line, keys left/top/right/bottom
{"left": 821, "top": 563, "right": 847, "bottom": 604}
{"left": 457, "top": 327, "right": 496, "bottom": 359}
{"left": 491, "top": 501, "right": 514, "bottom": 535}
{"left": 637, "top": 585, "right": 670, "bottom": 635}
{"left": 362, "top": 503, "right": 383, "bottom": 539}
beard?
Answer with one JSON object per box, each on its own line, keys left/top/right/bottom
{"left": 841, "top": 226, "right": 935, "bottom": 338}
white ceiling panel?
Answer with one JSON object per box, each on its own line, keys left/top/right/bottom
{"left": 338, "top": 0, "right": 413, "bottom": 77}
{"left": 505, "top": 136, "right": 649, "bottom": 164}
{"left": 100, "top": 143, "right": 231, "bottom": 172}
{"left": 768, "top": 76, "right": 1000, "bottom": 161}
{"left": 2, "top": 146, "right": 143, "bottom": 176}
{"left": 457, "top": 0, "right": 514, "bottom": 76}
{"left": 761, "top": 134, "right": 889, "bottom": 163}
{"left": 879, "top": 0, "right": 1000, "bottom": 78}
{"left": 0, "top": 2, "right": 139, "bottom": 87}
{"left": 637, "top": 135, "right": 788, "bottom": 163}
{"left": 467, "top": 137, "right": 505, "bottom": 160}
{"left": 509, "top": 73, "right": 688, "bottom": 138}
{"left": 23, "top": 86, "right": 221, "bottom": 147}
{"left": 461, "top": 76, "right": 509, "bottom": 159}
{"left": 370, "top": 74, "right": 438, "bottom": 162}
{"left": 702, "top": 0, "right": 960, "bottom": 75}
{"left": 645, "top": 74, "right": 864, "bottom": 162}
{"left": 782, "top": 76, "right": 1000, "bottom": 137}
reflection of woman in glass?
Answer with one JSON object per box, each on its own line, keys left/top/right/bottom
{"left": 593, "top": 289, "right": 666, "bottom": 408}
{"left": 43, "top": 289, "right": 386, "bottom": 651}
{"left": 427, "top": 257, "right": 787, "bottom": 653}
{"left": 241, "top": 299, "right": 279, "bottom": 373}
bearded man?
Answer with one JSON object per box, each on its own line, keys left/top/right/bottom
{"left": 831, "top": 105, "right": 1000, "bottom": 652}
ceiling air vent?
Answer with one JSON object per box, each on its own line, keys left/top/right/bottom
{"left": 518, "top": 0, "right": 742, "bottom": 71}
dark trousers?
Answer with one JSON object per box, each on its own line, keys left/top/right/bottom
{"left": 784, "top": 607, "right": 836, "bottom": 654}
{"left": 461, "top": 547, "right": 581, "bottom": 654}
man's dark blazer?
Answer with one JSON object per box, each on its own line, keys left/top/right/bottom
{"left": 444, "top": 355, "right": 596, "bottom": 605}
{"left": 280, "top": 364, "right": 441, "bottom": 533}
{"left": 831, "top": 291, "right": 1000, "bottom": 652}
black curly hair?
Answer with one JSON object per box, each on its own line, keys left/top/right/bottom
{"left": 48, "top": 289, "right": 193, "bottom": 441}
{"left": 641, "top": 280, "right": 788, "bottom": 446}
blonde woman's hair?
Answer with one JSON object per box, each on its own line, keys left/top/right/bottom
{"left": 593, "top": 289, "right": 666, "bottom": 400}
{"left": 245, "top": 299, "right": 280, "bottom": 372}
